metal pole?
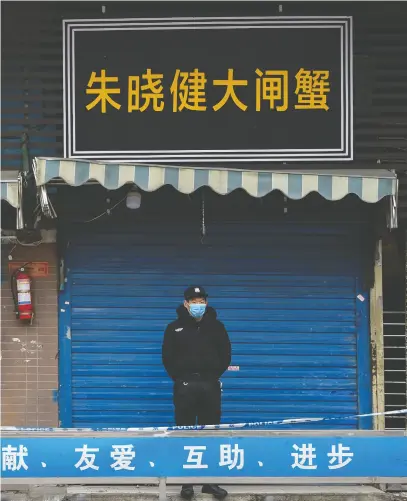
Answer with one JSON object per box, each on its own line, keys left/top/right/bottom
{"left": 405, "top": 229, "right": 407, "bottom": 431}
{"left": 21, "top": 132, "right": 30, "bottom": 174}
{"left": 16, "top": 172, "right": 24, "bottom": 230}
{"left": 159, "top": 477, "right": 167, "bottom": 501}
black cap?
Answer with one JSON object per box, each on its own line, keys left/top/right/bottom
{"left": 184, "top": 286, "right": 208, "bottom": 301}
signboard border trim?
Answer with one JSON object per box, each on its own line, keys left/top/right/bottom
{"left": 63, "top": 16, "right": 353, "bottom": 163}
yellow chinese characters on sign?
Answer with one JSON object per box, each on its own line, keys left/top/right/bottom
{"left": 170, "top": 69, "right": 207, "bottom": 112}
{"left": 213, "top": 69, "right": 248, "bottom": 112}
{"left": 255, "top": 69, "right": 288, "bottom": 111}
{"left": 128, "top": 69, "right": 165, "bottom": 112}
{"left": 295, "top": 69, "right": 330, "bottom": 111}
{"left": 84, "top": 68, "right": 331, "bottom": 113}
{"left": 86, "top": 70, "right": 121, "bottom": 113}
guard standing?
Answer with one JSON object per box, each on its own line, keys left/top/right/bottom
{"left": 162, "top": 286, "right": 231, "bottom": 500}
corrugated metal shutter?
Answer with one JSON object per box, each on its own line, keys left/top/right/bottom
{"left": 61, "top": 222, "right": 372, "bottom": 429}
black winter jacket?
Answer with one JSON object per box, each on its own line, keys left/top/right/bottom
{"left": 162, "top": 305, "right": 231, "bottom": 382}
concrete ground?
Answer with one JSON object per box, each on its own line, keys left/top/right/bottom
{"left": 1, "top": 485, "right": 407, "bottom": 501}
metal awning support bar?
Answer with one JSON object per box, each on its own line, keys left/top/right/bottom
{"left": 38, "top": 185, "right": 57, "bottom": 219}
{"left": 1, "top": 171, "right": 24, "bottom": 229}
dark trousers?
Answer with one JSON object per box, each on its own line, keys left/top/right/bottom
{"left": 174, "top": 379, "right": 221, "bottom": 426}
{"left": 174, "top": 379, "right": 221, "bottom": 489}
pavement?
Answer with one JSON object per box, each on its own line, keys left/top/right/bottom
{"left": 1, "top": 485, "right": 407, "bottom": 501}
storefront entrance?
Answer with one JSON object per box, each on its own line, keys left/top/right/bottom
{"left": 59, "top": 220, "right": 372, "bottom": 429}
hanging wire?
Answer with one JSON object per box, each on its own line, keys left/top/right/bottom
{"left": 83, "top": 195, "right": 127, "bottom": 224}
{"left": 200, "top": 190, "right": 206, "bottom": 244}
{"left": 7, "top": 244, "right": 17, "bottom": 256}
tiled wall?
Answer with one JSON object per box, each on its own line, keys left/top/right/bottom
{"left": 1, "top": 244, "right": 59, "bottom": 426}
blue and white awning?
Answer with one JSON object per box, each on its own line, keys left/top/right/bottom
{"left": 1, "top": 171, "right": 22, "bottom": 208}
{"left": 33, "top": 157, "right": 397, "bottom": 203}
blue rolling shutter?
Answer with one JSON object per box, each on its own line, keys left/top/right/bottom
{"left": 61, "top": 222, "right": 372, "bottom": 429}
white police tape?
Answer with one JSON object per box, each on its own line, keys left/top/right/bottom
{"left": 1, "top": 409, "right": 407, "bottom": 433}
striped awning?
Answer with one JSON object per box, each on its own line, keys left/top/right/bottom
{"left": 1, "top": 171, "right": 21, "bottom": 208}
{"left": 33, "top": 157, "right": 397, "bottom": 203}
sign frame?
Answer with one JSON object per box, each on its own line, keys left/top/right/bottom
{"left": 63, "top": 16, "right": 353, "bottom": 163}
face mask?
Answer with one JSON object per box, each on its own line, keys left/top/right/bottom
{"left": 189, "top": 303, "right": 206, "bottom": 319}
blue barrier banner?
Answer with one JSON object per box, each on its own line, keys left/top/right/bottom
{"left": 1, "top": 437, "right": 407, "bottom": 479}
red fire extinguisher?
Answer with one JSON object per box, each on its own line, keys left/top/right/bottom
{"left": 11, "top": 264, "right": 34, "bottom": 322}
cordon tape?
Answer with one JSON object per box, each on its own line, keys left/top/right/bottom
{"left": 1, "top": 409, "right": 406, "bottom": 433}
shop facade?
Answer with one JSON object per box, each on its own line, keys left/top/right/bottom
{"left": 34, "top": 161, "right": 395, "bottom": 430}
{"left": 1, "top": 2, "right": 406, "bottom": 431}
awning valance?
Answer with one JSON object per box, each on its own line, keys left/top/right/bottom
{"left": 1, "top": 171, "right": 21, "bottom": 208}
{"left": 33, "top": 157, "right": 397, "bottom": 203}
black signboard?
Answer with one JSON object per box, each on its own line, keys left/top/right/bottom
{"left": 64, "top": 17, "right": 352, "bottom": 163}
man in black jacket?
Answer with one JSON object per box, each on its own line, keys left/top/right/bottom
{"left": 162, "top": 286, "right": 231, "bottom": 500}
